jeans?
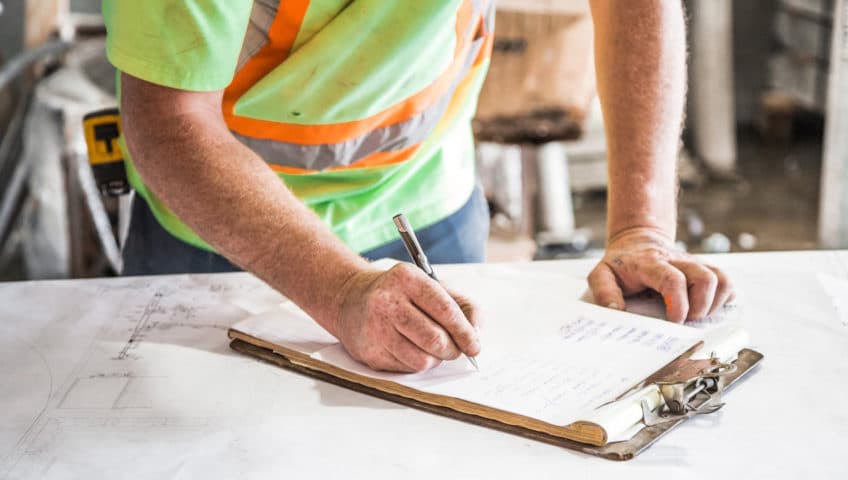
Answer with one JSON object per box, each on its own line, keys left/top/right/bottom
{"left": 122, "top": 184, "right": 490, "bottom": 276}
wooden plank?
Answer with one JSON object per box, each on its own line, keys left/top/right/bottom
{"left": 819, "top": 0, "right": 848, "bottom": 247}
{"left": 473, "top": 8, "right": 595, "bottom": 142}
{"left": 475, "top": 9, "right": 595, "bottom": 120}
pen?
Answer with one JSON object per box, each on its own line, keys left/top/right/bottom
{"left": 392, "top": 213, "right": 479, "bottom": 371}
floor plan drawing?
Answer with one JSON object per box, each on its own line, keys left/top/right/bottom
{"left": 0, "top": 273, "right": 287, "bottom": 479}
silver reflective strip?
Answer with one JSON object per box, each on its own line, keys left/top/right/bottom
{"left": 471, "top": 0, "right": 496, "bottom": 36}
{"left": 236, "top": 0, "right": 279, "bottom": 72}
{"left": 236, "top": 38, "right": 486, "bottom": 171}
{"left": 483, "top": 0, "right": 496, "bottom": 33}
{"left": 236, "top": 18, "right": 488, "bottom": 171}
{"left": 233, "top": 87, "right": 454, "bottom": 170}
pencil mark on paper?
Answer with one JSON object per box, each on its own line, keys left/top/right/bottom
{"left": 116, "top": 290, "right": 165, "bottom": 360}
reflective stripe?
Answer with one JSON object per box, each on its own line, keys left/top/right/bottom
{"left": 233, "top": 89, "right": 449, "bottom": 171}
{"left": 476, "top": 0, "right": 495, "bottom": 33}
{"left": 222, "top": 0, "right": 494, "bottom": 174}
{"left": 235, "top": 0, "right": 279, "bottom": 73}
{"left": 475, "top": 0, "right": 496, "bottom": 65}
{"left": 433, "top": 57, "right": 490, "bottom": 139}
{"left": 267, "top": 143, "right": 423, "bottom": 174}
{"left": 235, "top": 30, "right": 489, "bottom": 172}
{"left": 263, "top": 58, "right": 491, "bottom": 175}
{"left": 222, "top": 0, "right": 311, "bottom": 127}
{"left": 223, "top": 0, "right": 478, "bottom": 145}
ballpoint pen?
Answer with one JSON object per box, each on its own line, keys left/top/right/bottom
{"left": 392, "top": 213, "right": 480, "bottom": 370}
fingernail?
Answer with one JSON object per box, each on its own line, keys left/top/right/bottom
{"left": 607, "top": 302, "right": 621, "bottom": 310}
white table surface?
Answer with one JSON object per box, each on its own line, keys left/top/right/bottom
{"left": 1, "top": 251, "right": 847, "bottom": 479}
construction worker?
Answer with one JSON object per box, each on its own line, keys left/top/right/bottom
{"left": 103, "top": 0, "right": 733, "bottom": 372}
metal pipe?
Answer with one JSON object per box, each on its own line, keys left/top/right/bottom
{"left": 0, "top": 40, "right": 72, "bottom": 93}
{"left": 0, "top": 40, "right": 72, "bottom": 254}
{"left": 73, "top": 151, "right": 123, "bottom": 274}
{"left": 690, "top": 0, "right": 737, "bottom": 177}
{"left": 0, "top": 89, "right": 27, "bottom": 173}
{"left": 0, "top": 91, "right": 29, "bottom": 246}
{"left": 536, "top": 142, "right": 575, "bottom": 238}
{"left": 0, "top": 141, "right": 30, "bottom": 247}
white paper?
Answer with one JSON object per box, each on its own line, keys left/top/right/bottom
{"left": 621, "top": 288, "right": 744, "bottom": 329}
{"left": 240, "top": 270, "right": 703, "bottom": 426}
{"left": 0, "top": 273, "right": 293, "bottom": 479}
{"left": 817, "top": 273, "right": 848, "bottom": 327}
{"left": 234, "top": 301, "right": 338, "bottom": 355}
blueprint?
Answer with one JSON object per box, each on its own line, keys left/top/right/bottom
{"left": 0, "top": 273, "right": 286, "bottom": 478}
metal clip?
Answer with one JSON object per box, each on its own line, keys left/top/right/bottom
{"left": 640, "top": 353, "right": 737, "bottom": 426}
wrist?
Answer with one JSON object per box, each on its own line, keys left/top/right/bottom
{"left": 321, "top": 263, "right": 378, "bottom": 338}
{"left": 607, "top": 170, "right": 678, "bottom": 243}
{"left": 607, "top": 224, "right": 675, "bottom": 245}
{"left": 266, "top": 252, "right": 372, "bottom": 339}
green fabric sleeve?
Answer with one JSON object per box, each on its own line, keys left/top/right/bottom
{"left": 102, "top": 0, "right": 253, "bottom": 91}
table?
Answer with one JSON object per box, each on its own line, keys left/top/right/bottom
{"left": 2, "top": 251, "right": 847, "bottom": 478}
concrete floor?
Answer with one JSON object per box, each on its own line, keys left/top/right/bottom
{"left": 489, "top": 129, "right": 824, "bottom": 262}
{"left": 695, "top": 134, "right": 820, "bottom": 251}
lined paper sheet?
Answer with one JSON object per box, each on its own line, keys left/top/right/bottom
{"left": 312, "top": 299, "right": 702, "bottom": 426}
{"left": 237, "top": 268, "right": 703, "bottom": 427}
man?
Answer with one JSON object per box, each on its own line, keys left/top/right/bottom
{"left": 104, "top": 0, "right": 733, "bottom": 373}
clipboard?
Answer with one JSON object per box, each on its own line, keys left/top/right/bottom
{"left": 229, "top": 334, "right": 763, "bottom": 461}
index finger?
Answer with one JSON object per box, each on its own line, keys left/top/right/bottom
{"left": 404, "top": 276, "right": 481, "bottom": 357}
{"left": 636, "top": 261, "right": 690, "bottom": 323}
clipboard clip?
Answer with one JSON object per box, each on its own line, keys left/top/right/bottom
{"left": 640, "top": 352, "right": 737, "bottom": 426}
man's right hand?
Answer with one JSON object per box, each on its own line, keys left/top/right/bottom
{"left": 119, "top": 75, "right": 479, "bottom": 374}
{"left": 332, "top": 263, "right": 481, "bottom": 373}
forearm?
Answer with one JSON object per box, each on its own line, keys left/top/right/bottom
{"left": 120, "top": 76, "right": 368, "bottom": 335}
{"left": 589, "top": 0, "right": 686, "bottom": 240}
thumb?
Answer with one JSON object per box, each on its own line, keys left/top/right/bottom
{"left": 588, "top": 263, "right": 626, "bottom": 311}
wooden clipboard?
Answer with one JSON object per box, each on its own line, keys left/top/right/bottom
{"left": 230, "top": 337, "right": 763, "bottom": 461}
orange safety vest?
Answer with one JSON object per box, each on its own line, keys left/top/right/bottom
{"left": 107, "top": 0, "right": 495, "bottom": 253}
{"left": 222, "top": 0, "right": 494, "bottom": 174}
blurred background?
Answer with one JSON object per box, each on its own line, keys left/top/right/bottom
{"left": 0, "top": 0, "right": 845, "bottom": 281}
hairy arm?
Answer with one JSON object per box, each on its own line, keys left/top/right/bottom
{"left": 591, "top": 0, "right": 684, "bottom": 237}
{"left": 586, "top": 0, "right": 733, "bottom": 321}
{"left": 120, "top": 73, "right": 367, "bottom": 334}
{"left": 120, "top": 74, "right": 480, "bottom": 370}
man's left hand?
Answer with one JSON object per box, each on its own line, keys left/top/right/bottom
{"left": 588, "top": 227, "right": 734, "bottom": 323}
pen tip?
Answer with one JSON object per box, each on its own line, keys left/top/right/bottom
{"left": 468, "top": 356, "right": 479, "bottom": 371}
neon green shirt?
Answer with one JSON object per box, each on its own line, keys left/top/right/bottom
{"left": 102, "top": 0, "right": 490, "bottom": 253}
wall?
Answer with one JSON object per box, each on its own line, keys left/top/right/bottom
{"left": 0, "top": 0, "right": 25, "bottom": 63}
{"left": 0, "top": 0, "right": 97, "bottom": 64}
{"left": 733, "top": 0, "right": 779, "bottom": 125}
{"left": 70, "top": 0, "right": 98, "bottom": 13}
